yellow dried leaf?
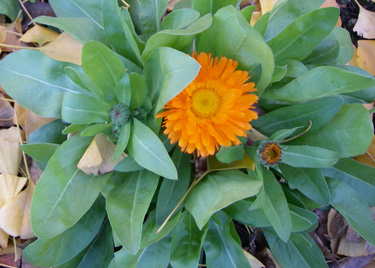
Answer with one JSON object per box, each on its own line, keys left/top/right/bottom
{"left": 353, "top": 0, "right": 375, "bottom": 39}
{"left": 337, "top": 231, "right": 369, "bottom": 257}
{"left": 0, "top": 127, "right": 22, "bottom": 175}
{"left": 243, "top": 250, "right": 265, "bottom": 268}
{"left": 355, "top": 40, "right": 375, "bottom": 76}
{"left": 0, "top": 179, "right": 35, "bottom": 239}
{"left": 259, "top": 0, "right": 278, "bottom": 14}
{"left": 19, "top": 25, "right": 59, "bottom": 46}
{"left": 39, "top": 32, "right": 83, "bottom": 65}
{"left": 77, "top": 134, "right": 126, "bottom": 175}
{"left": 0, "top": 26, "right": 6, "bottom": 43}
{"left": 0, "top": 228, "right": 8, "bottom": 248}
{"left": 250, "top": 11, "right": 262, "bottom": 26}
{"left": 0, "top": 174, "right": 27, "bottom": 208}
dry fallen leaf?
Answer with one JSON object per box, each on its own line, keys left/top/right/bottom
{"left": 354, "top": 135, "right": 375, "bottom": 167}
{"left": 39, "top": 32, "right": 83, "bottom": 65}
{"left": 355, "top": 40, "right": 375, "bottom": 76}
{"left": 0, "top": 174, "right": 27, "bottom": 208}
{"left": 0, "top": 179, "right": 35, "bottom": 239}
{"left": 353, "top": 0, "right": 375, "bottom": 39}
{"left": 0, "top": 127, "right": 22, "bottom": 175}
{"left": 0, "top": 98, "right": 13, "bottom": 127}
{"left": 0, "top": 20, "right": 23, "bottom": 53}
{"left": 243, "top": 250, "right": 265, "bottom": 268}
{"left": 0, "top": 228, "right": 8, "bottom": 249}
{"left": 78, "top": 134, "right": 126, "bottom": 175}
{"left": 259, "top": 0, "right": 278, "bottom": 14}
{"left": 19, "top": 24, "right": 59, "bottom": 46}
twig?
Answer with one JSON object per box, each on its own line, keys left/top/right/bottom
{"left": 280, "top": 120, "right": 313, "bottom": 144}
{"left": 14, "top": 108, "right": 31, "bottom": 180}
{"left": 0, "top": 263, "right": 17, "bottom": 268}
{"left": 0, "top": 43, "right": 38, "bottom": 50}
{"left": 18, "top": 0, "right": 36, "bottom": 26}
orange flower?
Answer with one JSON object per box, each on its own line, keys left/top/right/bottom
{"left": 156, "top": 52, "right": 258, "bottom": 157}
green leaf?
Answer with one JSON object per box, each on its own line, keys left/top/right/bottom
{"left": 82, "top": 41, "right": 126, "bottom": 104}
{"left": 271, "top": 65, "right": 287, "bottom": 83}
{"left": 115, "top": 73, "right": 131, "bottom": 106}
{"left": 289, "top": 204, "right": 318, "bottom": 233}
{"left": 80, "top": 123, "right": 112, "bottom": 137}
{"left": 108, "top": 248, "right": 141, "bottom": 268}
{"left": 62, "top": 92, "right": 111, "bottom": 124}
{"left": 326, "top": 177, "right": 375, "bottom": 245}
{"left": 106, "top": 170, "right": 159, "bottom": 254}
{"left": 224, "top": 199, "right": 270, "bottom": 227}
{"left": 137, "top": 235, "right": 171, "bottom": 268}
{"left": 65, "top": 67, "right": 104, "bottom": 99}
{"left": 62, "top": 124, "right": 88, "bottom": 135}
{"left": 128, "top": 118, "right": 177, "bottom": 180}
{"left": 112, "top": 122, "right": 131, "bottom": 161}
{"left": 142, "top": 14, "right": 212, "bottom": 61}
{"left": 138, "top": 0, "right": 168, "bottom": 40}
{"left": 285, "top": 60, "right": 308, "bottom": 78}
{"left": 252, "top": 97, "right": 344, "bottom": 137}
{"left": 279, "top": 164, "right": 330, "bottom": 205}
{"left": 30, "top": 135, "right": 110, "bottom": 238}
{"left": 77, "top": 221, "right": 114, "bottom": 268}
{"left": 281, "top": 145, "right": 340, "bottom": 168}
{"left": 161, "top": 8, "right": 200, "bottom": 30}
{"left": 143, "top": 47, "right": 200, "bottom": 115}
{"left": 114, "top": 155, "right": 143, "bottom": 172}
{"left": 330, "top": 27, "right": 354, "bottom": 65}
{"left": 20, "top": 143, "right": 59, "bottom": 167}
{"left": 102, "top": 0, "right": 142, "bottom": 66}
{"left": 23, "top": 196, "right": 105, "bottom": 267}
{"left": 264, "top": 229, "right": 328, "bottom": 268}
{"left": 269, "top": 126, "right": 303, "bottom": 142}
{"left": 259, "top": 168, "right": 291, "bottom": 242}
{"left": 34, "top": 16, "right": 108, "bottom": 45}
{"left": 0, "top": 50, "right": 82, "bottom": 118}
{"left": 156, "top": 150, "right": 191, "bottom": 225}
{"left": 322, "top": 158, "right": 375, "bottom": 206}
{"left": 239, "top": 5, "right": 256, "bottom": 24}
{"left": 302, "top": 31, "right": 340, "bottom": 65}
{"left": 48, "top": 0, "right": 104, "bottom": 27}
{"left": 197, "top": 5, "right": 274, "bottom": 93}
{"left": 262, "top": 66, "right": 375, "bottom": 102}
{"left": 268, "top": 8, "right": 339, "bottom": 63}
{"left": 297, "top": 104, "right": 374, "bottom": 157}
{"left": 0, "top": 0, "right": 20, "bottom": 21}
{"left": 264, "top": 0, "right": 325, "bottom": 41}
{"left": 185, "top": 170, "right": 262, "bottom": 229}
{"left": 170, "top": 211, "right": 208, "bottom": 268}
{"left": 129, "top": 73, "right": 148, "bottom": 110}
{"left": 192, "top": 0, "right": 238, "bottom": 15}
{"left": 253, "top": 12, "right": 270, "bottom": 36}
{"left": 215, "top": 146, "right": 245, "bottom": 164}
{"left": 203, "top": 212, "right": 251, "bottom": 268}
{"left": 27, "top": 119, "right": 67, "bottom": 144}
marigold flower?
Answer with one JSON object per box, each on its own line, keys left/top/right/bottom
{"left": 156, "top": 52, "right": 258, "bottom": 157}
{"left": 257, "top": 141, "right": 282, "bottom": 167}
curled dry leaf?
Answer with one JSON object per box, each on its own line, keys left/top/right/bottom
{"left": 355, "top": 40, "right": 375, "bottom": 76}
{"left": 0, "top": 20, "right": 23, "bottom": 53}
{"left": 353, "top": 0, "right": 375, "bottom": 39}
{"left": 0, "top": 98, "right": 13, "bottom": 127}
{"left": 77, "top": 134, "right": 126, "bottom": 175}
{"left": 19, "top": 24, "right": 59, "bottom": 47}
{"left": 0, "top": 127, "right": 22, "bottom": 175}
{"left": 0, "top": 179, "right": 35, "bottom": 239}
{"left": 39, "top": 32, "right": 83, "bottom": 65}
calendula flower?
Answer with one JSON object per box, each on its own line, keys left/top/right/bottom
{"left": 156, "top": 52, "right": 258, "bottom": 157}
{"left": 257, "top": 141, "right": 282, "bottom": 167}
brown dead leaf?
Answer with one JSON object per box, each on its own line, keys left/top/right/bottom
{"left": 0, "top": 20, "right": 23, "bottom": 53}
{"left": 0, "top": 127, "right": 22, "bottom": 175}
{"left": 354, "top": 135, "right": 375, "bottom": 167}
{"left": 39, "top": 32, "right": 83, "bottom": 65}
{"left": 0, "top": 228, "right": 8, "bottom": 248}
{"left": 0, "top": 98, "right": 13, "bottom": 127}
{"left": 20, "top": 25, "right": 59, "bottom": 47}
{"left": 0, "top": 179, "right": 35, "bottom": 239}
{"left": 78, "top": 134, "right": 126, "bottom": 175}
{"left": 355, "top": 40, "right": 375, "bottom": 76}
{"left": 353, "top": 0, "right": 375, "bottom": 39}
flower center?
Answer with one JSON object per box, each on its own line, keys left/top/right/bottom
{"left": 258, "top": 141, "right": 282, "bottom": 167}
{"left": 190, "top": 89, "right": 220, "bottom": 118}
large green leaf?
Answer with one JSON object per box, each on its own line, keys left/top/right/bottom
{"left": 30, "top": 135, "right": 110, "bottom": 238}
{"left": 138, "top": 0, "right": 168, "bottom": 40}
{"left": 143, "top": 47, "right": 200, "bottom": 115}
{"left": 136, "top": 235, "right": 171, "bottom": 268}
{"left": 102, "top": 0, "right": 142, "bottom": 66}
{"left": 281, "top": 145, "right": 339, "bottom": 168}
{"left": 264, "top": 229, "right": 328, "bottom": 268}
{"left": 170, "top": 211, "right": 207, "bottom": 268}
{"left": 0, "top": 0, "right": 20, "bottom": 21}
{"left": 33, "top": 16, "right": 108, "bottom": 45}
{"left": 302, "top": 31, "right": 340, "bottom": 65}
{"left": 297, "top": 104, "right": 373, "bottom": 157}
{"left": 268, "top": 8, "right": 339, "bottom": 63}
{"left": 224, "top": 199, "right": 270, "bottom": 227}
{"left": 259, "top": 168, "right": 292, "bottom": 242}
{"left": 185, "top": 170, "right": 262, "bottom": 229}
{"left": 62, "top": 92, "right": 111, "bottom": 124}
{"left": 203, "top": 212, "right": 251, "bottom": 268}
{"left": 323, "top": 158, "right": 375, "bottom": 206}
{"left": 253, "top": 97, "right": 343, "bottom": 137}
{"left": 262, "top": 66, "right": 375, "bottom": 102}
{"left": 21, "top": 143, "right": 59, "bottom": 167}
{"left": 197, "top": 5, "right": 274, "bottom": 93}
{"left": 279, "top": 164, "right": 330, "bottom": 205}
{"left": 289, "top": 204, "right": 318, "bottom": 233}
{"left": 263, "top": 0, "right": 325, "bottom": 41}
{"left": 0, "top": 50, "right": 82, "bottom": 118}
{"left": 161, "top": 8, "right": 200, "bottom": 30}
{"left": 330, "top": 27, "right": 354, "bottom": 65}
{"left": 108, "top": 248, "right": 141, "bottom": 268}
{"left": 142, "top": 14, "right": 212, "bottom": 60}
{"left": 192, "top": 0, "right": 238, "bottom": 15}
{"left": 156, "top": 150, "right": 191, "bottom": 225}
{"left": 81, "top": 41, "right": 126, "bottom": 104}
{"left": 326, "top": 177, "right": 375, "bottom": 246}
{"left": 128, "top": 118, "right": 178, "bottom": 180}
{"left": 106, "top": 170, "right": 159, "bottom": 254}
{"left": 27, "top": 119, "right": 67, "bottom": 144}
{"left": 23, "top": 196, "right": 105, "bottom": 267}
